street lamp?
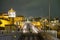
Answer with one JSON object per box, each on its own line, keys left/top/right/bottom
{"left": 48, "top": 0, "right": 51, "bottom": 30}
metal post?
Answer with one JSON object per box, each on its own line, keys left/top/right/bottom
{"left": 49, "top": 0, "right": 51, "bottom": 30}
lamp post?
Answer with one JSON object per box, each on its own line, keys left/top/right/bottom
{"left": 8, "top": 8, "right": 16, "bottom": 32}
{"left": 48, "top": 0, "right": 51, "bottom": 30}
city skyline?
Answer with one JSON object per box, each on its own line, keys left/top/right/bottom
{"left": 0, "top": 0, "right": 60, "bottom": 18}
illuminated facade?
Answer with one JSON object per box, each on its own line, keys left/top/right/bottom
{"left": 0, "top": 8, "right": 25, "bottom": 29}
{"left": 0, "top": 8, "right": 43, "bottom": 30}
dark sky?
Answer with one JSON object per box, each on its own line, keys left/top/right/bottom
{"left": 0, "top": 0, "right": 60, "bottom": 18}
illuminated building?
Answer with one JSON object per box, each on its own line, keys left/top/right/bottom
{"left": 0, "top": 8, "right": 25, "bottom": 30}
{"left": 0, "top": 12, "right": 11, "bottom": 30}
{"left": 14, "top": 16, "right": 25, "bottom": 28}
{"left": 31, "top": 21, "right": 42, "bottom": 30}
{"left": 8, "top": 8, "right": 16, "bottom": 25}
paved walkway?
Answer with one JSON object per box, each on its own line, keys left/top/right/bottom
{"left": 0, "top": 31, "right": 60, "bottom": 40}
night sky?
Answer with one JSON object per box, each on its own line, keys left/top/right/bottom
{"left": 0, "top": 0, "right": 60, "bottom": 18}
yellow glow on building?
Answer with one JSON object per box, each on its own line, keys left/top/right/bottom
{"left": 14, "top": 16, "right": 25, "bottom": 28}
{"left": 32, "top": 21, "right": 42, "bottom": 28}
{"left": 2, "top": 14, "right": 9, "bottom": 19}
{"left": 0, "top": 16, "right": 3, "bottom": 18}
{"left": 14, "top": 17, "right": 24, "bottom": 21}
{"left": 19, "top": 22, "right": 24, "bottom": 28}
{"left": 0, "top": 19, "right": 11, "bottom": 27}
{"left": 31, "top": 21, "right": 43, "bottom": 30}
{"left": 0, "top": 13, "right": 25, "bottom": 28}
